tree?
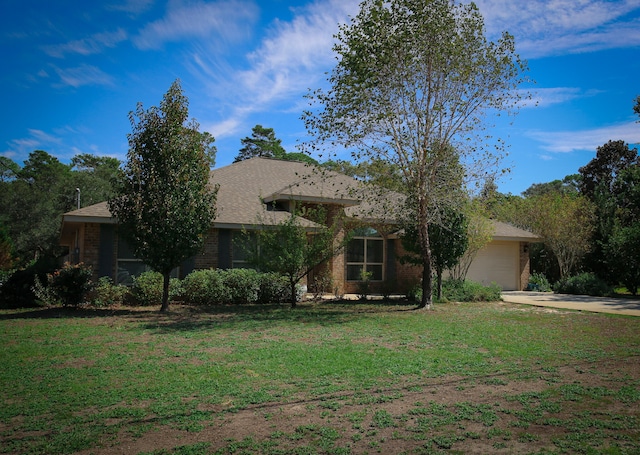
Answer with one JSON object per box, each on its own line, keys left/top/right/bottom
{"left": 303, "top": 0, "right": 527, "bottom": 309}
{"left": 607, "top": 223, "right": 640, "bottom": 295}
{"left": 401, "top": 207, "right": 468, "bottom": 300}
{"left": 109, "top": 80, "right": 218, "bottom": 312}
{"left": 0, "top": 157, "right": 19, "bottom": 182}
{"left": 634, "top": 94, "right": 640, "bottom": 119}
{"left": 450, "top": 204, "right": 494, "bottom": 282}
{"left": 522, "top": 174, "right": 581, "bottom": 198}
{"left": 70, "top": 154, "right": 121, "bottom": 208}
{"left": 579, "top": 140, "right": 639, "bottom": 280}
{"left": 234, "top": 124, "right": 286, "bottom": 162}
{"left": 243, "top": 205, "right": 341, "bottom": 307}
{"left": 579, "top": 140, "right": 638, "bottom": 199}
{"left": 0, "top": 151, "right": 73, "bottom": 263}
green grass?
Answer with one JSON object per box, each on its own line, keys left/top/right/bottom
{"left": 1, "top": 301, "right": 639, "bottom": 454}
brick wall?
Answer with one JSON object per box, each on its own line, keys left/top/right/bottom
{"left": 195, "top": 227, "right": 219, "bottom": 269}
{"left": 82, "top": 223, "right": 101, "bottom": 281}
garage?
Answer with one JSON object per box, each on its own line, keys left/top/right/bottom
{"left": 466, "top": 240, "right": 520, "bottom": 291}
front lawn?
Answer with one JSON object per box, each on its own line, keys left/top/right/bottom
{"left": 1, "top": 301, "right": 639, "bottom": 454}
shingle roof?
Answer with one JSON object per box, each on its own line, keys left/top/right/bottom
{"left": 61, "top": 157, "right": 539, "bottom": 241}
{"left": 62, "top": 157, "right": 397, "bottom": 227}
{"left": 492, "top": 220, "right": 541, "bottom": 241}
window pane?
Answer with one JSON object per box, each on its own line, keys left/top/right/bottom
{"left": 367, "top": 239, "right": 384, "bottom": 263}
{"left": 347, "top": 264, "right": 364, "bottom": 281}
{"left": 233, "top": 232, "right": 256, "bottom": 263}
{"left": 347, "top": 239, "right": 365, "bottom": 262}
{"left": 367, "top": 265, "right": 383, "bottom": 281}
{"left": 117, "top": 261, "right": 148, "bottom": 285}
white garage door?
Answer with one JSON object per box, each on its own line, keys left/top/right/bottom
{"left": 466, "top": 241, "right": 519, "bottom": 291}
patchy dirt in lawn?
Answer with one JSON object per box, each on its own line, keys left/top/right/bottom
{"left": 74, "top": 356, "right": 640, "bottom": 455}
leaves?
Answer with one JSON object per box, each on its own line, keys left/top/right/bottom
{"left": 108, "top": 79, "right": 218, "bottom": 311}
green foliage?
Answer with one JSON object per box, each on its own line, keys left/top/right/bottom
{"left": 527, "top": 273, "right": 552, "bottom": 292}
{"left": 553, "top": 272, "right": 613, "bottom": 297}
{"left": 606, "top": 223, "right": 640, "bottom": 295}
{"left": 131, "top": 271, "right": 182, "bottom": 307}
{"left": 181, "top": 269, "right": 294, "bottom": 305}
{"left": 409, "top": 278, "right": 501, "bottom": 303}
{"left": 220, "top": 268, "right": 260, "bottom": 305}
{"left": 0, "top": 256, "right": 59, "bottom": 308}
{"left": 46, "top": 262, "right": 93, "bottom": 307}
{"left": 304, "top": 0, "right": 527, "bottom": 309}
{"left": 234, "top": 124, "right": 286, "bottom": 162}
{"left": 91, "top": 277, "right": 129, "bottom": 307}
{"left": 182, "top": 269, "right": 226, "bottom": 305}
{"left": 245, "top": 205, "right": 341, "bottom": 307}
{"left": 108, "top": 79, "right": 218, "bottom": 311}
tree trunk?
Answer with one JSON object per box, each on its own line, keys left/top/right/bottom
{"left": 160, "top": 272, "right": 170, "bottom": 312}
{"left": 417, "top": 220, "right": 433, "bottom": 310}
{"left": 290, "top": 280, "right": 297, "bottom": 308}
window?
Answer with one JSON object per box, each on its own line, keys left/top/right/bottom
{"left": 346, "top": 227, "right": 384, "bottom": 281}
{"left": 232, "top": 231, "right": 258, "bottom": 269}
{"left": 116, "top": 237, "right": 178, "bottom": 285}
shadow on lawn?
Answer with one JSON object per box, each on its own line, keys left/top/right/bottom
{"left": 0, "top": 299, "right": 419, "bottom": 326}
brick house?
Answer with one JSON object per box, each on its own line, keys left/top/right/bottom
{"left": 60, "top": 157, "right": 538, "bottom": 294}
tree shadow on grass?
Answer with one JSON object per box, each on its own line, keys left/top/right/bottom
{"left": 139, "top": 300, "right": 419, "bottom": 333}
{"left": 0, "top": 300, "right": 418, "bottom": 328}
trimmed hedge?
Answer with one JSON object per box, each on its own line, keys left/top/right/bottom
{"left": 181, "top": 269, "right": 294, "bottom": 305}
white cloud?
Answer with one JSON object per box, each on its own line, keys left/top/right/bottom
{"left": 191, "top": 0, "right": 358, "bottom": 139}
{"left": 5, "top": 129, "right": 63, "bottom": 158}
{"left": 527, "top": 121, "right": 640, "bottom": 152}
{"left": 520, "top": 87, "right": 601, "bottom": 108}
{"left": 474, "top": 0, "right": 640, "bottom": 58}
{"left": 53, "top": 64, "right": 114, "bottom": 88}
{"left": 43, "top": 29, "right": 128, "bottom": 58}
{"left": 133, "top": 0, "right": 258, "bottom": 50}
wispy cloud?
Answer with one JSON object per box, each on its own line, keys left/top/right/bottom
{"left": 475, "top": 0, "right": 640, "bottom": 58}
{"left": 53, "top": 64, "right": 114, "bottom": 87}
{"left": 42, "top": 29, "right": 128, "bottom": 58}
{"left": 520, "top": 87, "right": 601, "bottom": 108}
{"left": 133, "top": 0, "right": 258, "bottom": 50}
{"left": 4, "top": 129, "right": 62, "bottom": 159}
{"left": 527, "top": 121, "right": 640, "bottom": 153}
{"left": 195, "top": 0, "right": 359, "bottom": 138}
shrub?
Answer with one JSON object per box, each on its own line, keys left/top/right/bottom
{"left": 439, "top": 279, "right": 501, "bottom": 302}
{"left": 131, "top": 271, "right": 182, "bottom": 306}
{"left": 258, "top": 273, "right": 291, "bottom": 304}
{"left": 182, "top": 269, "right": 227, "bottom": 305}
{"left": 407, "top": 278, "right": 501, "bottom": 303}
{"left": 553, "top": 272, "right": 612, "bottom": 297}
{"left": 0, "top": 257, "right": 58, "bottom": 308}
{"left": 527, "top": 272, "right": 552, "bottom": 292}
{"left": 31, "top": 263, "right": 94, "bottom": 307}
{"left": 220, "top": 268, "right": 261, "bottom": 304}
{"left": 91, "top": 277, "right": 129, "bottom": 307}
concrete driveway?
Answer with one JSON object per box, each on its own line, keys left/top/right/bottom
{"left": 501, "top": 291, "right": 640, "bottom": 316}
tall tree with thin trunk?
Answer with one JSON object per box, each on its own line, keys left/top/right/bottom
{"left": 109, "top": 80, "right": 217, "bottom": 312}
{"left": 303, "top": 0, "right": 527, "bottom": 309}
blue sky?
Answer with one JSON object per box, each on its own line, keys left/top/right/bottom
{"left": 2, "top": 0, "right": 639, "bottom": 195}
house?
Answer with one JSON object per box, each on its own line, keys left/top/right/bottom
{"left": 60, "top": 157, "right": 539, "bottom": 293}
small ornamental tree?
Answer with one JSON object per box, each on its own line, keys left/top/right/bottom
{"left": 243, "top": 205, "right": 342, "bottom": 307}
{"left": 109, "top": 80, "right": 218, "bottom": 312}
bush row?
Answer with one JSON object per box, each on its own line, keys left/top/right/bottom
{"left": 3, "top": 263, "right": 299, "bottom": 308}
